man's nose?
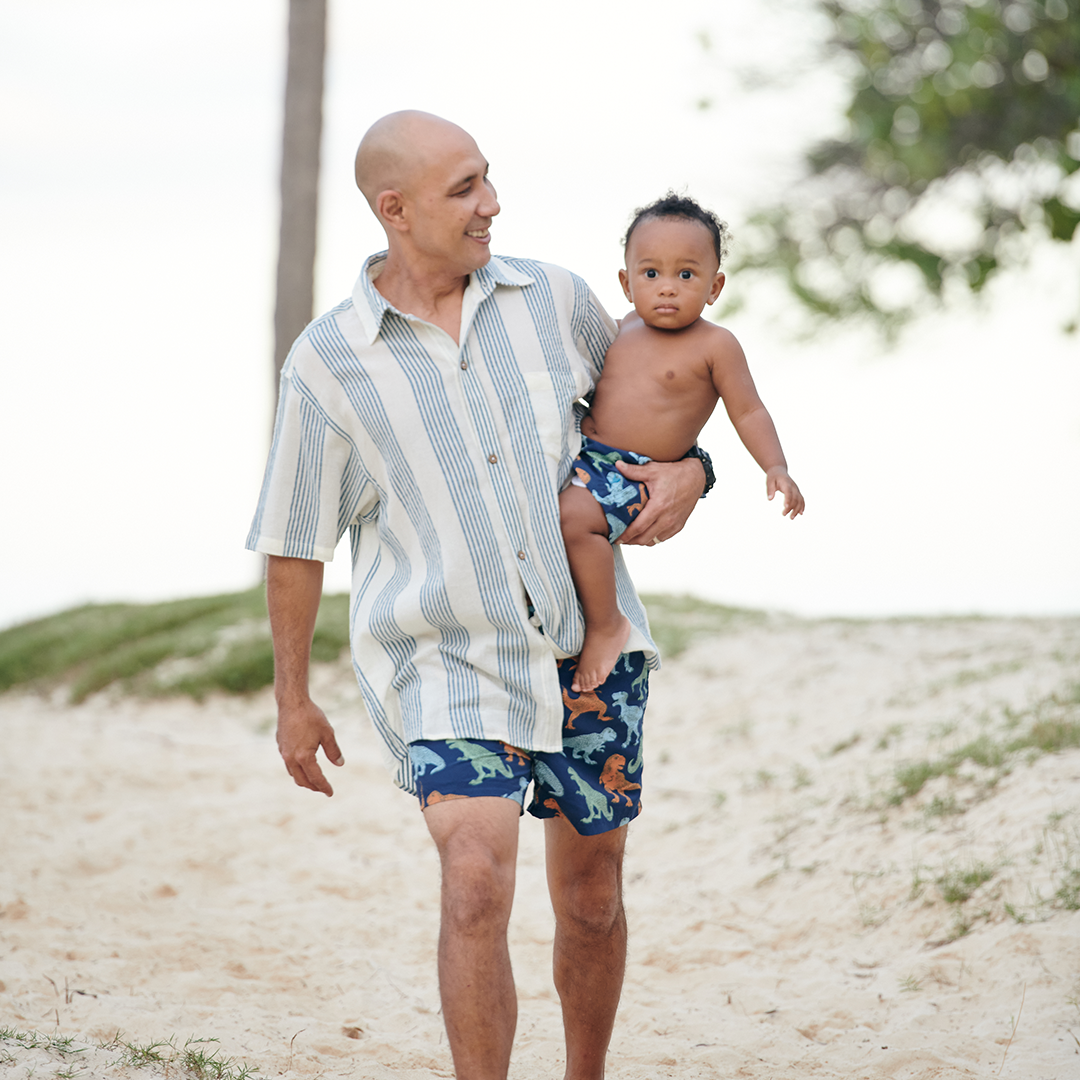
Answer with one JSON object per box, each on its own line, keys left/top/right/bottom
{"left": 481, "top": 181, "right": 500, "bottom": 219}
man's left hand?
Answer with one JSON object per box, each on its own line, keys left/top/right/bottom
{"left": 614, "top": 456, "right": 706, "bottom": 546}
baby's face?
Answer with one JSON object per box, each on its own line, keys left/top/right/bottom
{"left": 619, "top": 216, "right": 724, "bottom": 330}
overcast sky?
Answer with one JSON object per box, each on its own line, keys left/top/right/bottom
{"left": 2, "top": 0, "right": 1077, "bottom": 630}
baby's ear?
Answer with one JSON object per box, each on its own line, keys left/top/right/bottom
{"left": 707, "top": 272, "right": 726, "bottom": 305}
{"left": 618, "top": 268, "right": 632, "bottom": 301}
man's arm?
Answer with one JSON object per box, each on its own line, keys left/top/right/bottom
{"left": 612, "top": 456, "right": 707, "bottom": 545}
{"left": 266, "top": 555, "right": 344, "bottom": 796}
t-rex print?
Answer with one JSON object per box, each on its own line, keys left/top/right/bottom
{"left": 447, "top": 739, "right": 515, "bottom": 784}
{"left": 409, "top": 745, "right": 447, "bottom": 776}
{"left": 534, "top": 760, "right": 564, "bottom": 797}
{"left": 609, "top": 691, "right": 643, "bottom": 748}
{"left": 566, "top": 767, "right": 614, "bottom": 824}
{"left": 564, "top": 727, "right": 617, "bottom": 765}
{"left": 598, "top": 753, "right": 641, "bottom": 806}
{"left": 561, "top": 685, "right": 612, "bottom": 731}
{"left": 501, "top": 743, "right": 530, "bottom": 767}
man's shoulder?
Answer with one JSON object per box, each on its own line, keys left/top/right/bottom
{"left": 282, "top": 297, "right": 366, "bottom": 378}
{"left": 488, "top": 254, "right": 583, "bottom": 294}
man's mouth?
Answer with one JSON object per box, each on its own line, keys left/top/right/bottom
{"left": 466, "top": 228, "right": 490, "bottom": 241}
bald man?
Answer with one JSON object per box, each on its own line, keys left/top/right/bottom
{"left": 248, "top": 111, "right": 709, "bottom": 1080}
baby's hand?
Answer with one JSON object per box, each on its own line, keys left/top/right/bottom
{"left": 767, "top": 468, "right": 804, "bottom": 519}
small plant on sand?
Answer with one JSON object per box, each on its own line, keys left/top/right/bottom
{"left": 899, "top": 974, "right": 923, "bottom": 992}
{"left": 936, "top": 861, "right": 995, "bottom": 905}
{"left": 99, "top": 1033, "right": 259, "bottom": 1079}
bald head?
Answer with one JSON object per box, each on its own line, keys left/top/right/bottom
{"left": 354, "top": 111, "right": 478, "bottom": 210}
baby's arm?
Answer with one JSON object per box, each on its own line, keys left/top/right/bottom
{"left": 710, "top": 330, "right": 805, "bottom": 519}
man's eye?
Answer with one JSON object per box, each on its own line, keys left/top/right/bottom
{"left": 645, "top": 269, "right": 657, "bottom": 279}
{"left": 680, "top": 270, "right": 693, "bottom": 280}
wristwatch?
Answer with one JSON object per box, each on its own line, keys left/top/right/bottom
{"left": 682, "top": 445, "right": 715, "bottom": 498}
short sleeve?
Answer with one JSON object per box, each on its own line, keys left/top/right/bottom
{"left": 245, "top": 372, "right": 373, "bottom": 562}
{"left": 569, "top": 273, "right": 617, "bottom": 383}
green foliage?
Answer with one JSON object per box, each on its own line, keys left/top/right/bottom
{"left": 735, "top": 0, "right": 1080, "bottom": 325}
{"left": 0, "top": 588, "right": 351, "bottom": 703}
{"left": 0, "top": 587, "right": 754, "bottom": 701}
{"left": 884, "top": 675, "right": 1080, "bottom": 806}
{"left": 936, "top": 859, "right": 995, "bottom": 903}
{"left": 639, "top": 592, "right": 765, "bottom": 657}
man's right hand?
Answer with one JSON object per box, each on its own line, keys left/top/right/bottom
{"left": 276, "top": 697, "right": 344, "bottom": 797}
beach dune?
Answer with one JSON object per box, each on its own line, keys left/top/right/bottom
{"left": 2, "top": 614, "right": 1079, "bottom": 1078}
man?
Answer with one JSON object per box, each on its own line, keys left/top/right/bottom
{"left": 247, "top": 111, "right": 708, "bottom": 1080}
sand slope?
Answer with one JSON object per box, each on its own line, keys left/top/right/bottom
{"left": 2, "top": 615, "right": 1079, "bottom": 1078}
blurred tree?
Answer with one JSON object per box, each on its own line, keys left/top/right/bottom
{"left": 273, "top": 0, "right": 326, "bottom": 408}
{"left": 736, "top": 0, "right": 1080, "bottom": 327}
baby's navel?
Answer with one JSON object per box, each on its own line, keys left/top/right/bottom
{"left": 665, "top": 370, "right": 675, "bottom": 380}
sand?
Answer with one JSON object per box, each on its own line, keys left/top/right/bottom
{"left": 2, "top": 614, "right": 1079, "bottom": 1079}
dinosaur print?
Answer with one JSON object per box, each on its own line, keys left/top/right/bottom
{"left": 501, "top": 743, "right": 530, "bottom": 767}
{"left": 566, "top": 767, "right": 614, "bottom": 824}
{"left": 534, "top": 759, "right": 564, "bottom": 797}
{"left": 409, "top": 745, "right": 447, "bottom": 776}
{"left": 503, "top": 776, "right": 529, "bottom": 803}
{"left": 610, "top": 691, "right": 644, "bottom": 748}
{"left": 446, "top": 739, "right": 515, "bottom": 784}
{"left": 598, "top": 754, "right": 641, "bottom": 806}
{"left": 424, "top": 790, "right": 469, "bottom": 806}
{"left": 561, "top": 684, "right": 612, "bottom": 731}
{"left": 564, "top": 727, "right": 617, "bottom": 765}
{"left": 542, "top": 798, "right": 566, "bottom": 819}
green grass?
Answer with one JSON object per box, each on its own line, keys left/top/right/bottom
{"left": 0, "top": 587, "right": 350, "bottom": 703}
{"left": 0, "top": 588, "right": 762, "bottom": 703}
{"left": 639, "top": 593, "right": 765, "bottom": 658}
{"left": 885, "top": 685, "right": 1080, "bottom": 807}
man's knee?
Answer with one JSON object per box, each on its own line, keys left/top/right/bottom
{"left": 550, "top": 843, "right": 625, "bottom": 936}
{"left": 426, "top": 799, "right": 519, "bottom": 934}
{"left": 440, "top": 843, "right": 516, "bottom": 934}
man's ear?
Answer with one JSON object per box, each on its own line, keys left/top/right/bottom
{"left": 706, "top": 271, "right": 726, "bottom": 305}
{"left": 618, "top": 268, "right": 632, "bottom": 302}
{"left": 375, "top": 189, "right": 408, "bottom": 232}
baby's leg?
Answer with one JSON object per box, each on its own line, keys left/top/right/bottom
{"left": 559, "top": 485, "right": 631, "bottom": 693}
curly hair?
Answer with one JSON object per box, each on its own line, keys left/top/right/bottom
{"left": 623, "top": 192, "right": 730, "bottom": 268}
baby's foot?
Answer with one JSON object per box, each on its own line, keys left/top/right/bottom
{"left": 572, "top": 616, "right": 631, "bottom": 692}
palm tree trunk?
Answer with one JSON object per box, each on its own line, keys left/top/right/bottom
{"left": 272, "top": 0, "right": 326, "bottom": 410}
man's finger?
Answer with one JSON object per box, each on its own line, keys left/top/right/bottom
{"left": 296, "top": 752, "right": 334, "bottom": 796}
{"left": 323, "top": 733, "right": 345, "bottom": 768}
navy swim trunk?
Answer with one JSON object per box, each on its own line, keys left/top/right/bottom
{"left": 571, "top": 436, "right": 651, "bottom": 542}
{"left": 409, "top": 651, "right": 649, "bottom": 836}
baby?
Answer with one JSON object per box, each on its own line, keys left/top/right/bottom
{"left": 560, "top": 194, "right": 805, "bottom": 692}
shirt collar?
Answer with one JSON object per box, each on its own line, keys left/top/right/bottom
{"left": 352, "top": 252, "right": 534, "bottom": 346}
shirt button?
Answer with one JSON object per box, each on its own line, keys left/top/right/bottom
{"left": 517, "top": 551, "right": 526, "bottom": 560}
{"left": 460, "top": 360, "right": 468, "bottom": 370}
{"left": 488, "top": 454, "right": 498, "bottom": 464}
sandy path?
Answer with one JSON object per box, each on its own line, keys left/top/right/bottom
{"left": 2, "top": 616, "right": 1079, "bottom": 1078}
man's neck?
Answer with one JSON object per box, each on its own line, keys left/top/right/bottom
{"left": 373, "top": 253, "right": 469, "bottom": 344}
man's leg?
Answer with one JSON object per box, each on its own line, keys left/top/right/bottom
{"left": 545, "top": 815, "right": 628, "bottom": 1080}
{"left": 423, "top": 796, "right": 521, "bottom": 1080}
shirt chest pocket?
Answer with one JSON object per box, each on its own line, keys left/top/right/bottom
{"left": 523, "top": 369, "right": 591, "bottom": 467}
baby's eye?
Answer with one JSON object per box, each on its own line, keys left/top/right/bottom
{"left": 679, "top": 270, "right": 693, "bottom": 280}
{"left": 645, "top": 269, "right": 658, "bottom": 279}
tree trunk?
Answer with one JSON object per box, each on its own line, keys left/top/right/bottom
{"left": 272, "top": 0, "right": 326, "bottom": 410}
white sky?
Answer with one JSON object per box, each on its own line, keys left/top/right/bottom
{"left": 2, "top": 0, "right": 1078, "bottom": 630}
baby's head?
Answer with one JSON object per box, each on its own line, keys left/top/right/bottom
{"left": 620, "top": 194, "right": 729, "bottom": 330}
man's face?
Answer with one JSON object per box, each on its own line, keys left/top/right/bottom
{"left": 405, "top": 128, "right": 501, "bottom": 276}
{"left": 619, "top": 217, "right": 724, "bottom": 330}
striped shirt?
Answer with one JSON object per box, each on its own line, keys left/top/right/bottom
{"left": 247, "top": 252, "right": 658, "bottom": 792}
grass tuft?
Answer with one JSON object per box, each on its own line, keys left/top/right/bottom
{"left": 638, "top": 593, "right": 766, "bottom": 658}
{"left": 0, "top": 588, "right": 350, "bottom": 703}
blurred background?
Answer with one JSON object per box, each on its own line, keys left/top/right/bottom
{"left": 2, "top": 0, "right": 1077, "bottom": 630}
